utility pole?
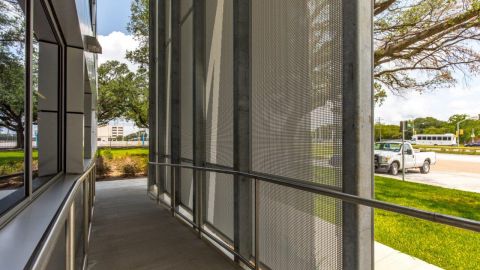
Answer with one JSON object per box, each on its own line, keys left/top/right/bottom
{"left": 377, "top": 117, "right": 382, "bottom": 142}
{"left": 402, "top": 121, "right": 405, "bottom": 181}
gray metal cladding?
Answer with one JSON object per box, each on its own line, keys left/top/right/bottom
{"left": 204, "top": 0, "right": 234, "bottom": 241}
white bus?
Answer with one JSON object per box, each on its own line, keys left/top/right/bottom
{"left": 412, "top": 133, "right": 456, "bottom": 146}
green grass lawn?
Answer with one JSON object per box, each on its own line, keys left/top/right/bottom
{"left": 0, "top": 149, "right": 38, "bottom": 165}
{"left": 415, "top": 144, "right": 480, "bottom": 155}
{"left": 375, "top": 176, "right": 480, "bottom": 270}
{"left": 97, "top": 147, "right": 148, "bottom": 158}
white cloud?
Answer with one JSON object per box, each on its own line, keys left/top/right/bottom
{"left": 97, "top": 31, "right": 139, "bottom": 70}
{"left": 376, "top": 78, "right": 480, "bottom": 124}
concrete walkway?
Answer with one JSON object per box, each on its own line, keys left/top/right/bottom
{"left": 87, "top": 178, "right": 442, "bottom": 270}
{"left": 87, "top": 178, "right": 240, "bottom": 270}
{"left": 375, "top": 242, "right": 441, "bottom": 270}
{"left": 381, "top": 170, "right": 480, "bottom": 193}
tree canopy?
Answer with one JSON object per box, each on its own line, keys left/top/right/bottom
{"left": 374, "top": 0, "right": 480, "bottom": 102}
{"left": 376, "top": 114, "right": 480, "bottom": 144}
{"left": 0, "top": 0, "right": 27, "bottom": 148}
{"left": 97, "top": 60, "right": 148, "bottom": 128}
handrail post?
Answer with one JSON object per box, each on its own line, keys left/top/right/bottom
{"left": 254, "top": 178, "right": 260, "bottom": 270}
{"left": 66, "top": 202, "right": 75, "bottom": 270}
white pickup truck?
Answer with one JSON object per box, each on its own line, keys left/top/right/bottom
{"left": 374, "top": 141, "right": 436, "bottom": 175}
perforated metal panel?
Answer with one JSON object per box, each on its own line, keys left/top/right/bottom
{"left": 205, "top": 0, "right": 234, "bottom": 167}
{"left": 252, "top": 0, "right": 343, "bottom": 187}
{"left": 258, "top": 182, "right": 342, "bottom": 269}
{"left": 251, "top": 0, "right": 344, "bottom": 269}
{"left": 180, "top": 12, "right": 193, "bottom": 161}
{"left": 164, "top": 157, "right": 171, "bottom": 194}
{"left": 204, "top": 0, "right": 234, "bottom": 240}
{"left": 180, "top": 165, "right": 194, "bottom": 209}
{"left": 205, "top": 172, "right": 234, "bottom": 240}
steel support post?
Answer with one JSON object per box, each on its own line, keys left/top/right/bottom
{"left": 148, "top": 0, "right": 157, "bottom": 193}
{"left": 157, "top": 0, "right": 167, "bottom": 195}
{"left": 233, "top": 0, "right": 253, "bottom": 263}
{"left": 193, "top": 0, "right": 206, "bottom": 233}
{"left": 342, "top": 0, "right": 374, "bottom": 269}
{"left": 170, "top": 0, "right": 182, "bottom": 211}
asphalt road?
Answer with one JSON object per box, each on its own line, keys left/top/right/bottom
{"left": 378, "top": 153, "right": 480, "bottom": 193}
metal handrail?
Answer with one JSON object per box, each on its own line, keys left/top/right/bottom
{"left": 30, "top": 164, "right": 96, "bottom": 270}
{"left": 149, "top": 162, "right": 480, "bottom": 233}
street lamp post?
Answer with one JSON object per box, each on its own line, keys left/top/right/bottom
{"left": 456, "top": 119, "right": 466, "bottom": 146}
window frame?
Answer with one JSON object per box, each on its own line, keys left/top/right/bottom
{"left": 0, "top": 0, "right": 66, "bottom": 224}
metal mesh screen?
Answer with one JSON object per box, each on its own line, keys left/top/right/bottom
{"left": 251, "top": 0, "right": 343, "bottom": 269}
{"left": 205, "top": 0, "right": 234, "bottom": 167}
{"left": 205, "top": 172, "right": 234, "bottom": 240}
{"left": 180, "top": 165, "right": 194, "bottom": 210}
{"left": 165, "top": 0, "right": 171, "bottom": 41}
{"left": 258, "top": 182, "right": 342, "bottom": 269}
{"left": 251, "top": 0, "right": 343, "bottom": 187}
{"left": 180, "top": 11, "right": 193, "bottom": 160}
{"left": 204, "top": 0, "right": 234, "bottom": 240}
{"left": 164, "top": 158, "right": 171, "bottom": 194}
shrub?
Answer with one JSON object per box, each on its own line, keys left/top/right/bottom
{"left": 96, "top": 156, "right": 112, "bottom": 178}
{"left": 101, "top": 149, "right": 114, "bottom": 160}
{"left": 121, "top": 160, "right": 140, "bottom": 177}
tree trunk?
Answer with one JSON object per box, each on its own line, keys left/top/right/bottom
{"left": 15, "top": 127, "right": 24, "bottom": 149}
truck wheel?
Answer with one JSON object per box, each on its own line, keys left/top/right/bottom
{"left": 420, "top": 161, "right": 430, "bottom": 174}
{"left": 390, "top": 162, "right": 399, "bottom": 176}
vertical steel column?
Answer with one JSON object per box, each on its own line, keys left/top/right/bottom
{"left": 157, "top": 0, "right": 167, "bottom": 195}
{"left": 25, "top": 0, "right": 33, "bottom": 196}
{"left": 193, "top": 0, "right": 206, "bottom": 233}
{"left": 148, "top": 0, "right": 157, "bottom": 193}
{"left": 170, "top": 0, "right": 182, "bottom": 212}
{"left": 233, "top": 0, "right": 253, "bottom": 262}
{"left": 342, "top": 0, "right": 374, "bottom": 269}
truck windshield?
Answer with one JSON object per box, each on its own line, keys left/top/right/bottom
{"left": 375, "top": 142, "right": 402, "bottom": 152}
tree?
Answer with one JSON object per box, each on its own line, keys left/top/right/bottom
{"left": 97, "top": 60, "right": 148, "bottom": 128}
{"left": 126, "top": 0, "right": 149, "bottom": 70}
{"left": 375, "top": 124, "right": 402, "bottom": 141}
{"left": 374, "top": 0, "right": 480, "bottom": 102}
{"left": 0, "top": 51, "right": 25, "bottom": 148}
{"left": 0, "top": 1, "right": 27, "bottom": 148}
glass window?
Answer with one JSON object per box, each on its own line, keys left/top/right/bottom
{"left": 403, "top": 143, "right": 412, "bottom": 153}
{"left": 32, "top": 2, "right": 61, "bottom": 190}
{"left": 0, "top": 0, "right": 26, "bottom": 214}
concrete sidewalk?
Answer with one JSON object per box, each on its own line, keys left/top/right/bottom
{"left": 90, "top": 178, "right": 443, "bottom": 270}
{"left": 375, "top": 242, "right": 441, "bottom": 270}
{"left": 380, "top": 171, "right": 480, "bottom": 193}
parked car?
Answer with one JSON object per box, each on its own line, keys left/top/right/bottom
{"left": 465, "top": 141, "right": 480, "bottom": 147}
{"left": 374, "top": 141, "right": 436, "bottom": 175}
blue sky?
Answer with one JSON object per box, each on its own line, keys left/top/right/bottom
{"left": 97, "top": 0, "right": 132, "bottom": 35}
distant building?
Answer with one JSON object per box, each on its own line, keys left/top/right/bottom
{"left": 97, "top": 125, "right": 124, "bottom": 142}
